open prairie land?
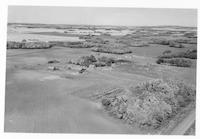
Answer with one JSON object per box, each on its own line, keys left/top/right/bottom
{"left": 5, "top": 23, "right": 197, "bottom": 134}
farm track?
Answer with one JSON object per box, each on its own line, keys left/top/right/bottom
{"left": 170, "top": 109, "right": 195, "bottom": 135}
{"left": 89, "top": 88, "right": 124, "bottom": 101}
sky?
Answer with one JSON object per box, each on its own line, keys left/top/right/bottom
{"left": 8, "top": 6, "right": 197, "bottom": 27}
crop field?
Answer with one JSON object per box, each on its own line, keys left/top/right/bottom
{"left": 5, "top": 23, "right": 196, "bottom": 135}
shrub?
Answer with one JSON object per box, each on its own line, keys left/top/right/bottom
{"left": 121, "top": 40, "right": 149, "bottom": 47}
{"left": 92, "top": 46, "right": 132, "bottom": 54}
{"left": 7, "top": 41, "right": 52, "bottom": 49}
{"left": 24, "top": 42, "right": 51, "bottom": 49}
{"left": 162, "top": 50, "right": 172, "bottom": 55}
{"left": 114, "top": 59, "right": 131, "bottom": 64}
{"left": 102, "top": 79, "right": 195, "bottom": 129}
{"left": 22, "top": 39, "right": 27, "bottom": 42}
{"left": 97, "top": 56, "right": 115, "bottom": 66}
{"left": 169, "top": 58, "right": 192, "bottom": 67}
{"left": 174, "top": 39, "right": 197, "bottom": 44}
{"left": 67, "top": 41, "right": 83, "bottom": 45}
{"left": 77, "top": 55, "right": 97, "bottom": 67}
{"left": 152, "top": 39, "right": 171, "bottom": 45}
{"left": 159, "top": 49, "right": 197, "bottom": 60}
{"left": 48, "top": 60, "right": 60, "bottom": 64}
{"left": 94, "top": 62, "right": 107, "bottom": 67}
{"left": 175, "top": 81, "right": 196, "bottom": 106}
{"left": 184, "top": 32, "right": 197, "bottom": 38}
{"left": 7, "top": 41, "right": 23, "bottom": 49}
{"left": 184, "top": 49, "right": 197, "bottom": 59}
{"left": 102, "top": 33, "right": 111, "bottom": 36}
{"left": 157, "top": 58, "right": 192, "bottom": 67}
{"left": 152, "top": 38, "right": 197, "bottom": 46}
{"left": 75, "top": 55, "right": 132, "bottom": 67}
{"left": 50, "top": 41, "right": 97, "bottom": 48}
{"left": 169, "top": 42, "right": 184, "bottom": 48}
{"left": 131, "top": 79, "right": 195, "bottom": 128}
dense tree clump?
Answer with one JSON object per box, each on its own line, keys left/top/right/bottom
{"left": 102, "top": 79, "right": 195, "bottom": 129}
{"left": 169, "top": 42, "right": 184, "bottom": 48}
{"left": 92, "top": 46, "right": 132, "bottom": 54}
{"left": 183, "top": 32, "right": 197, "bottom": 38}
{"left": 156, "top": 58, "right": 192, "bottom": 67}
{"left": 152, "top": 38, "right": 197, "bottom": 47}
{"left": 77, "top": 55, "right": 97, "bottom": 67}
{"left": 160, "top": 49, "right": 197, "bottom": 59}
{"left": 157, "top": 49, "right": 196, "bottom": 67}
{"left": 162, "top": 50, "right": 172, "bottom": 55}
{"left": 49, "top": 41, "right": 100, "bottom": 48}
{"left": 75, "top": 55, "right": 131, "bottom": 67}
{"left": 7, "top": 41, "right": 52, "bottom": 49}
{"left": 97, "top": 57, "right": 115, "bottom": 66}
{"left": 152, "top": 39, "right": 171, "bottom": 45}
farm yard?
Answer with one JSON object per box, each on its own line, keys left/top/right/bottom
{"left": 5, "top": 23, "right": 196, "bottom": 135}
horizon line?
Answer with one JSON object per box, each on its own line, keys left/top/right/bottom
{"left": 7, "top": 22, "right": 197, "bottom": 28}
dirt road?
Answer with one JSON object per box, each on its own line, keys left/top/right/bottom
{"left": 170, "top": 109, "right": 195, "bottom": 135}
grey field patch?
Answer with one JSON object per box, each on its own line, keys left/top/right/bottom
{"left": 5, "top": 6, "right": 197, "bottom": 135}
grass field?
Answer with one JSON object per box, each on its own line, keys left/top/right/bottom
{"left": 5, "top": 24, "right": 197, "bottom": 134}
